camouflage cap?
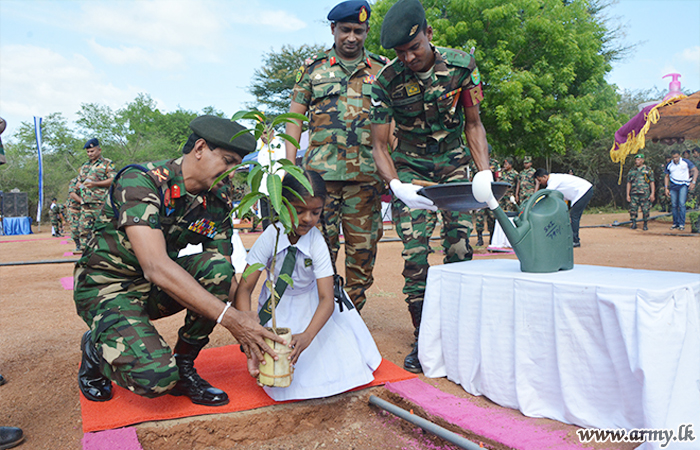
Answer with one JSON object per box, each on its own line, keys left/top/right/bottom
{"left": 327, "top": 0, "right": 370, "bottom": 24}
{"left": 380, "top": 0, "right": 426, "bottom": 49}
{"left": 523, "top": 156, "right": 532, "bottom": 163}
{"left": 635, "top": 153, "right": 645, "bottom": 159}
{"left": 189, "top": 115, "right": 255, "bottom": 156}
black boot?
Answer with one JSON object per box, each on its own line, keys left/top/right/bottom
{"left": 476, "top": 231, "right": 484, "bottom": 247}
{"left": 0, "top": 427, "right": 23, "bottom": 449}
{"left": 643, "top": 221, "right": 648, "bottom": 231}
{"left": 403, "top": 302, "right": 423, "bottom": 374}
{"left": 169, "top": 334, "right": 229, "bottom": 406}
{"left": 630, "top": 219, "right": 637, "bottom": 229}
{"left": 78, "top": 331, "right": 113, "bottom": 402}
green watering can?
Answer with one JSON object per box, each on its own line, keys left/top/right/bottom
{"left": 492, "top": 189, "right": 573, "bottom": 273}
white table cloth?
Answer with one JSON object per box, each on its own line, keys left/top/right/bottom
{"left": 419, "top": 260, "right": 700, "bottom": 449}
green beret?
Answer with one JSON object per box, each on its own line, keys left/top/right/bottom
{"left": 635, "top": 153, "right": 645, "bottom": 159}
{"left": 380, "top": 0, "right": 426, "bottom": 49}
{"left": 189, "top": 115, "right": 256, "bottom": 156}
{"left": 523, "top": 156, "right": 532, "bottom": 163}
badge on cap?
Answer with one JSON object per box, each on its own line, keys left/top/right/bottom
{"left": 359, "top": 5, "right": 368, "bottom": 22}
{"left": 409, "top": 24, "right": 419, "bottom": 36}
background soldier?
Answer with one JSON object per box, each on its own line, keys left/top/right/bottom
{"left": 77, "top": 138, "right": 116, "bottom": 250}
{"left": 626, "top": 154, "right": 655, "bottom": 230}
{"left": 516, "top": 156, "right": 536, "bottom": 205}
{"left": 470, "top": 154, "right": 499, "bottom": 246}
{"left": 67, "top": 177, "right": 82, "bottom": 252}
{"left": 48, "top": 197, "right": 63, "bottom": 237}
{"left": 74, "top": 116, "right": 285, "bottom": 407}
{"left": 369, "top": 0, "right": 494, "bottom": 373}
{"left": 499, "top": 157, "right": 518, "bottom": 211}
{"left": 285, "top": 0, "right": 389, "bottom": 311}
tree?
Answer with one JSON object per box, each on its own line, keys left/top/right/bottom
{"left": 366, "top": 0, "right": 627, "bottom": 162}
{"left": 247, "top": 44, "right": 325, "bottom": 119}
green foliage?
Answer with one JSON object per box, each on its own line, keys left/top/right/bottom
{"left": 247, "top": 44, "right": 325, "bottom": 120}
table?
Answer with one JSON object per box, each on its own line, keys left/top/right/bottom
{"left": 1, "top": 217, "right": 32, "bottom": 235}
{"left": 419, "top": 259, "right": 700, "bottom": 448}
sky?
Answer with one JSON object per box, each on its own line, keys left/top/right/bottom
{"left": 0, "top": 0, "right": 698, "bottom": 139}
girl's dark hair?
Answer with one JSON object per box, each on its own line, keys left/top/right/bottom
{"left": 282, "top": 171, "right": 337, "bottom": 268}
{"left": 282, "top": 170, "right": 327, "bottom": 204}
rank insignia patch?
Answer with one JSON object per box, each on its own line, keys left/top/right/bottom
{"left": 406, "top": 83, "right": 420, "bottom": 96}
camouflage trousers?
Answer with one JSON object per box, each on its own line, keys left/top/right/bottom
{"left": 73, "top": 251, "right": 232, "bottom": 398}
{"left": 79, "top": 203, "right": 101, "bottom": 249}
{"left": 50, "top": 216, "right": 62, "bottom": 235}
{"left": 629, "top": 193, "right": 652, "bottom": 220}
{"left": 67, "top": 208, "right": 81, "bottom": 246}
{"left": 323, "top": 181, "right": 383, "bottom": 311}
{"left": 474, "top": 209, "right": 495, "bottom": 233}
{"left": 392, "top": 148, "right": 473, "bottom": 305}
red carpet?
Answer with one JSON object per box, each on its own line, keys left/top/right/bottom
{"left": 80, "top": 344, "right": 416, "bottom": 433}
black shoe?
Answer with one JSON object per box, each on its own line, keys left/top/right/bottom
{"left": 403, "top": 344, "right": 422, "bottom": 373}
{"left": 169, "top": 335, "right": 228, "bottom": 406}
{"left": 78, "top": 331, "right": 113, "bottom": 402}
{"left": 0, "top": 374, "right": 5, "bottom": 386}
{"left": 643, "top": 223, "right": 648, "bottom": 231}
{"left": 630, "top": 221, "right": 637, "bottom": 229}
{"left": 0, "top": 427, "right": 23, "bottom": 450}
{"left": 573, "top": 242, "right": 581, "bottom": 248}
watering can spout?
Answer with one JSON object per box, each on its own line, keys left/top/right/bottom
{"left": 492, "top": 206, "right": 528, "bottom": 246}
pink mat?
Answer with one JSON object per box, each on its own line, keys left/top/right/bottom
{"left": 386, "top": 378, "right": 591, "bottom": 450}
{"left": 61, "top": 277, "right": 74, "bottom": 290}
{"left": 63, "top": 251, "right": 76, "bottom": 257}
{"left": 60, "top": 239, "right": 71, "bottom": 245}
{"left": 82, "top": 427, "right": 143, "bottom": 450}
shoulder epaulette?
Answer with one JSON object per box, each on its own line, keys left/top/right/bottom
{"left": 306, "top": 50, "right": 330, "bottom": 67}
{"left": 438, "top": 46, "right": 473, "bottom": 69}
{"left": 367, "top": 51, "right": 391, "bottom": 66}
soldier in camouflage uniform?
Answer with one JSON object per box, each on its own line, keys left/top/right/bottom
{"left": 74, "top": 116, "right": 285, "bottom": 406}
{"left": 285, "top": 0, "right": 388, "bottom": 311}
{"left": 48, "top": 198, "right": 63, "bottom": 236}
{"left": 67, "top": 177, "right": 82, "bottom": 251}
{"left": 370, "top": 0, "right": 493, "bottom": 373}
{"left": 76, "top": 138, "right": 116, "bottom": 250}
{"left": 626, "top": 154, "right": 655, "bottom": 230}
{"left": 499, "top": 158, "right": 518, "bottom": 212}
{"left": 657, "top": 155, "right": 673, "bottom": 213}
{"left": 470, "top": 155, "right": 499, "bottom": 246}
{"left": 516, "top": 156, "right": 536, "bottom": 206}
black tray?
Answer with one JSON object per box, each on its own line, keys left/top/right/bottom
{"left": 418, "top": 182, "right": 510, "bottom": 211}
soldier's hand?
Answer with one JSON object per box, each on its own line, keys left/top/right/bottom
{"left": 389, "top": 179, "right": 437, "bottom": 211}
{"left": 222, "top": 309, "right": 286, "bottom": 363}
{"left": 626, "top": 195, "right": 631, "bottom": 202}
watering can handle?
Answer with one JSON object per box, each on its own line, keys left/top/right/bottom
{"left": 520, "top": 189, "right": 554, "bottom": 223}
{"left": 411, "top": 180, "right": 438, "bottom": 187}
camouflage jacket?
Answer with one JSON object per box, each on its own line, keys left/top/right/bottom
{"left": 67, "top": 177, "right": 81, "bottom": 209}
{"left": 627, "top": 164, "right": 654, "bottom": 195}
{"left": 293, "top": 47, "right": 388, "bottom": 182}
{"left": 78, "top": 155, "right": 116, "bottom": 204}
{"left": 76, "top": 157, "right": 235, "bottom": 279}
{"left": 500, "top": 168, "right": 519, "bottom": 198}
{"left": 518, "top": 167, "right": 536, "bottom": 197}
{"left": 370, "top": 46, "right": 483, "bottom": 149}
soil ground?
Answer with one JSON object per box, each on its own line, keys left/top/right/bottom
{"left": 0, "top": 211, "right": 698, "bottom": 449}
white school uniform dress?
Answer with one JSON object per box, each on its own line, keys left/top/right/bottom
{"left": 246, "top": 224, "right": 382, "bottom": 401}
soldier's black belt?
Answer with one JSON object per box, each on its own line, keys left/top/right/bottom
{"left": 398, "top": 138, "right": 462, "bottom": 155}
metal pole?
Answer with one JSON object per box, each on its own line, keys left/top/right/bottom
{"left": 0, "top": 259, "right": 79, "bottom": 267}
{"left": 368, "top": 395, "right": 483, "bottom": 450}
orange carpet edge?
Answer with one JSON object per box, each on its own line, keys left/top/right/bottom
{"left": 81, "top": 344, "right": 417, "bottom": 433}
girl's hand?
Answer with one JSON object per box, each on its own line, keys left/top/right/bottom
{"left": 289, "top": 332, "right": 313, "bottom": 365}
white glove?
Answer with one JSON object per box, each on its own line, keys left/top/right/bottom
{"left": 472, "top": 170, "right": 499, "bottom": 210}
{"left": 389, "top": 179, "right": 438, "bottom": 211}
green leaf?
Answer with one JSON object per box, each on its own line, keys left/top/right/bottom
{"left": 277, "top": 132, "right": 300, "bottom": 149}
{"left": 281, "top": 166, "right": 313, "bottom": 196}
{"left": 242, "top": 263, "right": 265, "bottom": 280}
{"left": 278, "top": 203, "right": 293, "bottom": 232}
{"left": 282, "top": 197, "right": 299, "bottom": 227}
{"left": 273, "top": 112, "right": 308, "bottom": 125}
{"left": 234, "top": 192, "right": 264, "bottom": 218}
{"left": 283, "top": 186, "right": 305, "bottom": 204}
{"left": 267, "top": 173, "right": 283, "bottom": 214}
{"left": 247, "top": 165, "right": 264, "bottom": 192}
{"left": 279, "top": 273, "right": 294, "bottom": 288}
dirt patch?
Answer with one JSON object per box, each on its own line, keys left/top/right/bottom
{"left": 0, "top": 212, "right": 697, "bottom": 449}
